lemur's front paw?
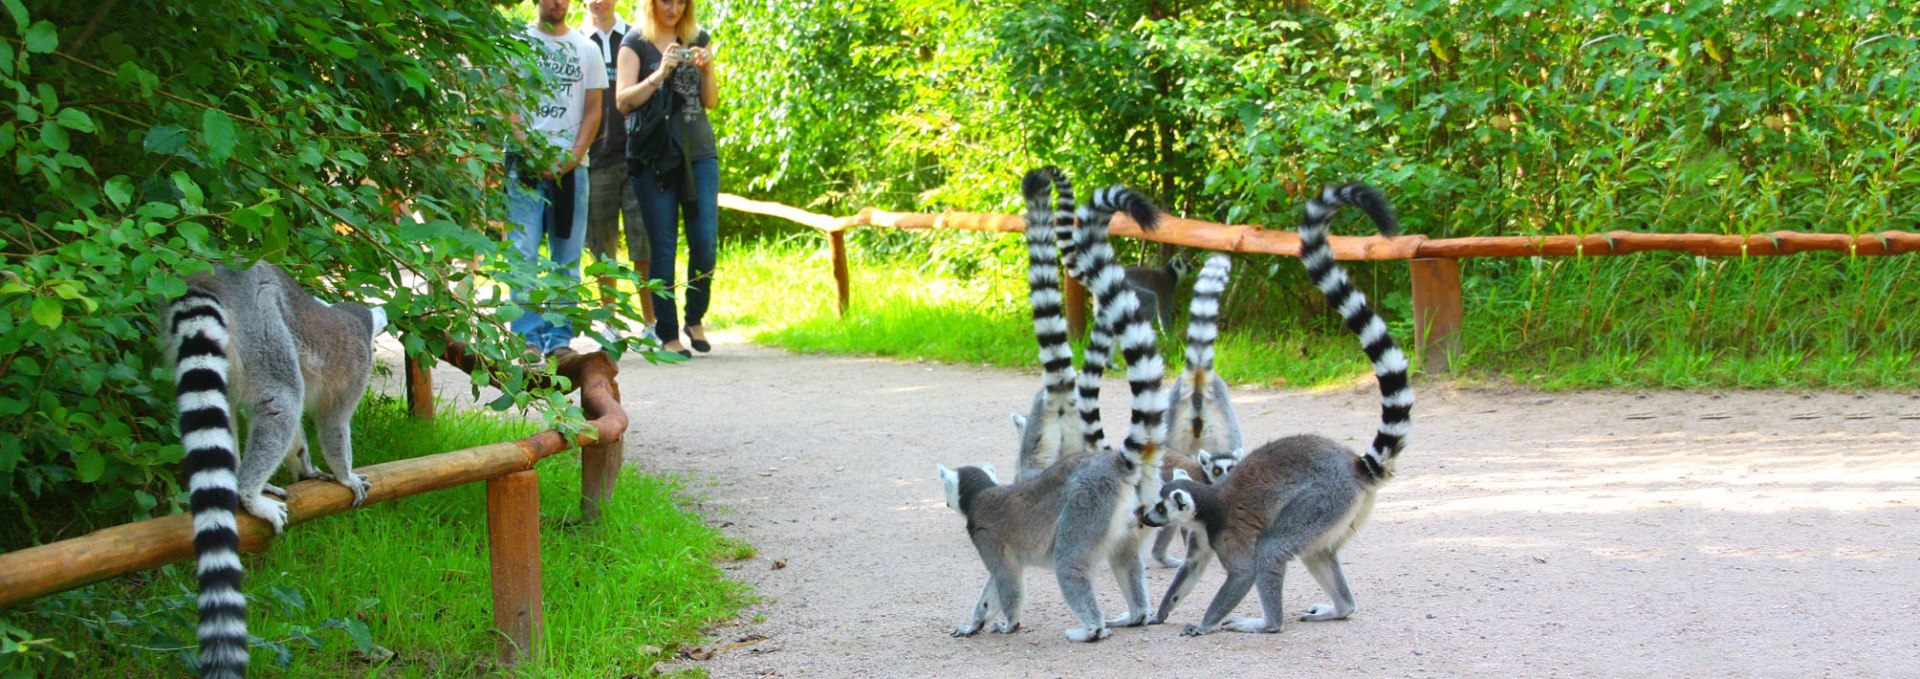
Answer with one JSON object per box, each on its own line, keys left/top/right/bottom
{"left": 1300, "top": 603, "right": 1349, "bottom": 621}
{"left": 952, "top": 622, "right": 983, "bottom": 637}
{"left": 1105, "top": 611, "right": 1149, "bottom": 628}
{"left": 1064, "top": 625, "right": 1110, "bottom": 642}
{"left": 262, "top": 483, "right": 289, "bottom": 500}
{"left": 991, "top": 621, "right": 1019, "bottom": 634}
{"left": 242, "top": 494, "right": 289, "bottom": 534}
{"left": 339, "top": 473, "right": 372, "bottom": 506}
{"left": 1180, "top": 623, "right": 1212, "bottom": 637}
{"left": 1154, "top": 556, "right": 1184, "bottom": 569}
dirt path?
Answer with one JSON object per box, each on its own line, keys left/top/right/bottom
{"left": 385, "top": 334, "right": 1920, "bottom": 678}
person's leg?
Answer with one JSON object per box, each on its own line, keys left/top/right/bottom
{"left": 632, "top": 169, "right": 684, "bottom": 347}
{"left": 543, "top": 172, "right": 591, "bottom": 354}
{"left": 585, "top": 162, "right": 626, "bottom": 314}
{"left": 505, "top": 172, "right": 548, "bottom": 349}
{"left": 682, "top": 158, "right": 720, "bottom": 349}
{"left": 619, "top": 171, "right": 655, "bottom": 326}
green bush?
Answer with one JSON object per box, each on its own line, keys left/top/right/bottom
{"left": 1, "top": 1, "right": 653, "bottom": 544}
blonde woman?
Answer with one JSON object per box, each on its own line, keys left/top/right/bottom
{"left": 616, "top": 0, "right": 719, "bottom": 358}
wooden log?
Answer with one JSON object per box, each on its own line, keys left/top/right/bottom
{"left": 405, "top": 350, "right": 435, "bottom": 421}
{"left": 1413, "top": 230, "right": 1920, "bottom": 259}
{"left": 830, "top": 230, "right": 851, "bottom": 316}
{"left": 1409, "top": 258, "right": 1464, "bottom": 373}
{"left": 0, "top": 439, "right": 554, "bottom": 608}
{"left": 486, "top": 469, "right": 545, "bottom": 667}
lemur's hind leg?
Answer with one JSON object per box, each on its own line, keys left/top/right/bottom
{"left": 1103, "top": 535, "right": 1151, "bottom": 627}
{"left": 1151, "top": 526, "right": 1183, "bottom": 568}
{"left": 1299, "top": 549, "right": 1357, "bottom": 621}
{"left": 991, "top": 565, "right": 1025, "bottom": 633}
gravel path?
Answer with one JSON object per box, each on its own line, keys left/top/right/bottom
{"left": 384, "top": 333, "right": 1920, "bottom": 678}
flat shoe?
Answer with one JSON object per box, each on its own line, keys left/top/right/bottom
{"left": 676, "top": 349, "right": 693, "bottom": 359}
{"left": 690, "top": 338, "right": 711, "bottom": 353}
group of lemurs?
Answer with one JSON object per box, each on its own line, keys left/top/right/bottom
{"left": 939, "top": 168, "right": 1413, "bottom": 641}
{"left": 156, "top": 175, "right": 1409, "bottom": 674}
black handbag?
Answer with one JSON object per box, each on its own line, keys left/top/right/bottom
{"left": 624, "top": 44, "right": 692, "bottom": 203}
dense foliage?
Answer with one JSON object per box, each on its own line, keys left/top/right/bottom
{"left": 717, "top": 0, "right": 1916, "bottom": 233}
{"left": 1, "top": 1, "right": 650, "bottom": 543}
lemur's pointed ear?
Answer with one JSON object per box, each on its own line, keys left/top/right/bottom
{"left": 937, "top": 464, "right": 957, "bottom": 485}
{"left": 1172, "top": 468, "right": 1193, "bottom": 482}
{"left": 980, "top": 462, "right": 999, "bottom": 484}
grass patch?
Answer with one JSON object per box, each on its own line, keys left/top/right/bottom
{"left": 709, "top": 238, "right": 1919, "bottom": 391}
{"left": 1, "top": 397, "right": 749, "bottom": 677}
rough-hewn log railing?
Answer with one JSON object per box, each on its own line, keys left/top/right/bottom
{"left": 719, "top": 193, "right": 1920, "bottom": 372}
{"left": 0, "top": 345, "right": 629, "bottom": 668}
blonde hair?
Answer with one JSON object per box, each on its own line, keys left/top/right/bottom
{"left": 636, "top": 0, "right": 700, "bottom": 44}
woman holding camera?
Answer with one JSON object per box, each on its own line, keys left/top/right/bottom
{"left": 616, "top": 0, "right": 719, "bottom": 358}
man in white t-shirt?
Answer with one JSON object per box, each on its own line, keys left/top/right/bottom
{"left": 507, "top": 0, "right": 608, "bottom": 356}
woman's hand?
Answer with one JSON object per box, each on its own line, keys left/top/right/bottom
{"left": 691, "top": 45, "right": 713, "bottom": 72}
{"left": 660, "top": 46, "right": 686, "bottom": 72}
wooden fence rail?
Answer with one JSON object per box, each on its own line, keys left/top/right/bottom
{"left": 0, "top": 345, "right": 629, "bottom": 669}
{"left": 720, "top": 193, "right": 1920, "bottom": 372}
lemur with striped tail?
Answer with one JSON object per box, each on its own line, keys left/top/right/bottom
{"left": 1010, "top": 167, "right": 1092, "bottom": 480}
{"left": 1151, "top": 252, "right": 1245, "bottom": 568}
{"left": 165, "top": 262, "right": 386, "bottom": 678}
{"left": 940, "top": 178, "right": 1169, "bottom": 642}
{"left": 1141, "top": 183, "right": 1412, "bottom": 636}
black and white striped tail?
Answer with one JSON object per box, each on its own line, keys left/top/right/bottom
{"left": 1182, "top": 254, "right": 1231, "bottom": 436}
{"left": 1297, "top": 183, "right": 1412, "bottom": 485}
{"left": 1021, "top": 168, "right": 1079, "bottom": 471}
{"left": 1073, "top": 186, "right": 1168, "bottom": 470}
{"left": 167, "top": 290, "right": 249, "bottom": 679}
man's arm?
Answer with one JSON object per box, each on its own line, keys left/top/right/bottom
{"left": 567, "top": 88, "right": 603, "bottom": 175}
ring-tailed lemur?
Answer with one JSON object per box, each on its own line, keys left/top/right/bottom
{"left": 1012, "top": 168, "right": 1090, "bottom": 481}
{"left": 1151, "top": 253, "right": 1245, "bottom": 568}
{"left": 1141, "top": 183, "right": 1412, "bottom": 636}
{"left": 1123, "top": 256, "right": 1191, "bottom": 329}
{"left": 165, "top": 262, "right": 386, "bottom": 678}
{"left": 940, "top": 180, "right": 1168, "bottom": 642}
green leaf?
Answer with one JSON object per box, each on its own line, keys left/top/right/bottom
{"left": 23, "top": 19, "right": 54, "bottom": 53}
{"left": 3, "top": 0, "right": 26, "bottom": 31}
{"left": 55, "top": 108, "right": 94, "bottom": 133}
{"left": 40, "top": 119, "right": 68, "bottom": 151}
{"left": 344, "top": 618, "right": 374, "bottom": 653}
{"left": 171, "top": 171, "right": 203, "bottom": 206}
{"left": 29, "top": 296, "right": 61, "bottom": 328}
{"left": 143, "top": 124, "right": 190, "bottom": 155}
{"left": 200, "top": 108, "right": 235, "bottom": 164}
{"left": 298, "top": 144, "right": 323, "bottom": 167}
{"left": 104, "top": 175, "right": 134, "bottom": 208}
{"left": 73, "top": 450, "right": 105, "bottom": 483}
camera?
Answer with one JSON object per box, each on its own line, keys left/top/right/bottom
{"left": 671, "top": 47, "right": 692, "bottom": 60}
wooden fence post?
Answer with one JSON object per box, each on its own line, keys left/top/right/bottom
{"left": 1409, "top": 258, "right": 1464, "bottom": 373}
{"left": 830, "top": 230, "right": 851, "bottom": 316}
{"left": 487, "top": 469, "right": 544, "bottom": 668}
{"left": 405, "top": 351, "right": 434, "bottom": 420}
{"left": 1064, "top": 273, "right": 1089, "bottom": 341}
{"left": 580, "top": 378, "right": 623, "bottom": 523}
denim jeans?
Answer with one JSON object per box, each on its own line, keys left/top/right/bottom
{"left": 506, "top": 165, "right": 589, "bottom": 353}
{"left": 631, "top": 156, "right": 719, "bottom": 344}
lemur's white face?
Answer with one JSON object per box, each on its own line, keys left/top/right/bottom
{"left": 1198, "top": 449, "right": 1241, "bottom": 484}
{"left": 1141, "top": 488, "right": 1195, "bottom": 528}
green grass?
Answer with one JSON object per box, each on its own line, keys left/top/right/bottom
{"left": 1, "top": 397, "right": 750, "bottom": 677}
{"left": 709, "top": 238, "right": 1919, "bottom": 391}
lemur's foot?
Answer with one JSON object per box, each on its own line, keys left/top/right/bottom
{"left": 262, "top": 483, "right": 288, "bottom": 500}
{"left": 1180, "top": 623, "right": 1214, "bottom": 637}
{"left": 991, "top": 621, "right": 1019, "bottom": 634}
{"left": 241, "top": 494, "right": 289, "bottom": 534}
{"left": 1224, "top": 616, "right": 1282, "bottom": 633}
{"left": 1300, "top": 603, "right": 1351, "bottom": 621}
{"left": 952, "top": 622, "right": 983, "bottom": 637}
{"left": 338, "top": 472, "right": 372, "bottom": 506}
{"left": 1064, "top": 625, "right": 1110, "bottom": 642}
{"left": 1105, "top": 610, "right": 1149, "bottom": 628}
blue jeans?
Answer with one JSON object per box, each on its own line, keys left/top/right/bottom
{"left": 506, "top": 166, "right": 589, "bottom": 353}
{"left": 632, "top": 156, "right": 720, "bottom": 344}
